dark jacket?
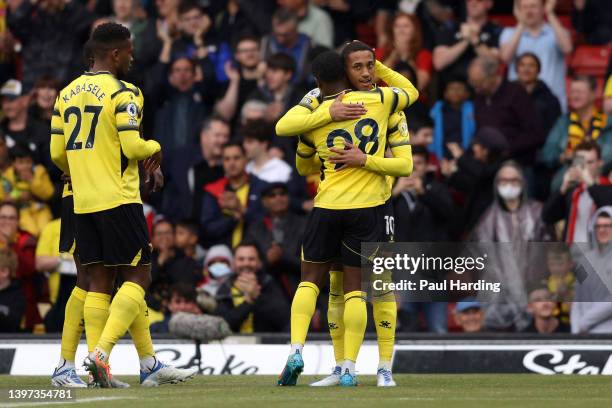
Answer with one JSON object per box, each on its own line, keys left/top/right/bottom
{"left": 200, "top": 175, "right": 268, "bottom": 248}
{"left": 392, "top": 174, "right": 454, "bottom": 242}
{"left": 0, "top": 281, "right": 26, "bottom": 332}
{"left": 215, "top": 271, "right": 289, "bottom": 333}
{"left": 148, "top": 249, "right": 200, "bottom": 312}
{"left": 245, "top": 212, "right": 307, "bottom": 296}
{"left": 523, "top": 80, "right": 562, "bottom": 137}
{"left": 7, "top": 1, "right": 95, "bottom": 88}
{"left": 474, "top": 80, "right": 544, "bottom": 165}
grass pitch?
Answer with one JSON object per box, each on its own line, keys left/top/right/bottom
{"left": 1, "top": 375, "right": 611, "bottom": 408}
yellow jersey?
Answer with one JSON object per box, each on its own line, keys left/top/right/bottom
{"left": 50, "top": 72, "right": 160, "bottom": 214}
{"left": 297, "top": 87, "right": 411, "bottom": 209}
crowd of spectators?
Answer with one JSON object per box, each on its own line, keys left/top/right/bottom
{"left": 0, "top": 0, "right": 611, "bottom": 335}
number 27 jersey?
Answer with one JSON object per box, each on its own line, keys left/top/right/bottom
{"left": 51, "top": 72, "right": 147, "bottom": 214}
{"left": 302, "top": 87, "right": 410, "bottom": 210}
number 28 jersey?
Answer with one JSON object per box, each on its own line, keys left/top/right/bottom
{"left": 51, "top": 72, "right": 156, "bottom": 214}
{"left": 300, "top": 87, "right": 410, "bottom": 210}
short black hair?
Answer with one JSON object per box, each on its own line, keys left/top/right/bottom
{"left": 170, "top": 57, "right": 196, "bottom": 73}
{"left": 233, "top": 33, "right": 260, "bottom": 52}
{"left": 266, "top": 52, "right": 296, "bottom": 74}
{"left": 411, "top": 145, "right": 429, "bottom": 163}
{"left": 10, "top": 143, "right": 34, "bottom": 160}
{"left": 178, "top": 1, "right": 202, "bottom": 15}
{"left": 341, "top": 40, "right": 375, "bottom": 64}
{"left": 222, "top": 141, "right": 246, "bottom": 155}
{"left": 575, "top": 140, "right": 602, "bottom": 159}
{"left": 241, "top": 119, "right": 273, "bottom": 144}
{"left": 408, "top": 116, "right": 434, "bottom": 133}
{"left": 311, "top": 51, "right": 345, "bottom": 83}
{"left": 235, "top": 240, "right": 263, "bottom": 262}
{"left": 201, "top": 115, "right": 229, "bottom": 133}
{"left": 176, "top": 218, "right": 199, "bottom": 237}
{"left": 395, "top": 61, "right": 417, "bottom": 83}
{"left": 273, "top": 8, "right": 299, "bottom": 25}
{"left": 170, "top": 282, "right": 198, "bottom": 304}
{"left": 88, "top": 23, "right": 131, "bottom": 59}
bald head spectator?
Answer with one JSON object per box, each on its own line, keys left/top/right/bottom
{"left": 468, "top": 56, "right": 544, "bottom": 167}
{"left": 277, "top": 0, "right": 334, "bottom": 48}
{"left": 261, "top": 8, "right": 312, "bottom": 85}
{"left": 499, "top": 0, "right": 572, "bottom": 112}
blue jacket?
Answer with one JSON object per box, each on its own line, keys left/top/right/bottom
{"left": 429, "top": 101, "right": 476, "bottom": 160}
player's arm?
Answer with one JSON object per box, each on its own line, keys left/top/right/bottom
{"left": 376, "top": 60, "right": 419, "bottom": 111}
{"left": 295, "top": 135, "right": 320, "bottom": 176}
{"left": 364, "top": 112, "right": 413, "bottom": 177}
{"left": 276, "top": 90, "right": 366, "bottom": 137}
{"left": 50, "top": 98, "right": 70, "bottom": 175}
{"left": 115, "top": 91, "right": 161, "bottom": 160}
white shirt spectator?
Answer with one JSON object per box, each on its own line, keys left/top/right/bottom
{"left": 246, "top": 158, "right": 293, "bottom": 183}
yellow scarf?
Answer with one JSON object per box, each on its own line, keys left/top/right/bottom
{"left": 231, "top": 286, "right": 254, "bottom": 333}
{"left": 566, "top": 109, "right": 606, "bottom": 153}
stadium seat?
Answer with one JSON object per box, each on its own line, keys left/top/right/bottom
{"left": 569, "top": 46, "right": 612, "bottom": 77}
{"left": 489, "top": 14, "right": 516, "bottom": 28}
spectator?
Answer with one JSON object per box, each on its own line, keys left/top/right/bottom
{"left": 213, "top": 0, "right": 273, "bottom": 45}
{"left": 443, "top": 127, "right": 508, "bottom": 236}
{"left": 239, "top": 100, "right": 269, "bottom": 127}
{"left": 36, "top": 217, "right": 77, "bottom": 332}
{"left": 430, "top": 78, "right": 476, "bottom": 161}
{"left": 243, "top": 120, "right": 293, "bottom": 183}
{"left": 572, "top": 0, "right": 612, "bottom": 46}
{"left": 245, "top": 182, "right": 306, "bottom": 297}
{"left": 247, "top": 53, "right": 304, "bottom": 122}
{"left": 499, "top": 0, "right": 572, "bottom": 112}
{"left": 0, "top": 248, "right": 25, "bottom": 332}
{"left": 200, "top": 142, "right": 267, "bottom": 248}
{"left": 261, "top": 8, "right": 312, "bottom": 85}
{"left": 540, "top": 76, "right": 612, "bottom": 176}
{"left": 191, "top": 117, "right": 230, "bottom": 220}
{"left": 0, "top": 80, "right": 50, "bottom": 166}
{"left": 214, "top": 34, "right": 265, "bottom": 124}
{"left": 198, "top": 244, "right": 234, "bottom": 297}
{"left": 571, "top": 206, "right": 612, "bottom": 334}
{"left": 474, "top": 160, "right": 550, "bottom": 243}
{"left": 454, "top": 298, "right": 485, "bottom": 333}
{"left": 0, "top": 136, "right": 10, "bottom": 175}
{"left": 433, "top": 0, "right": 501, "bottom": 84}
{"left": 468, "top": 56, "right": 544, "bottom": 167}
{"left": 542, "top": 141, "right": 610, "bottom": 244}
{"left": 152, "top": 57, "right": 212, "bottom": 157}
{"left": 313, "top": 0, "right": 355, "bottom": 46}
{"left": 514, "top": 52, "right": 561, "bottom": 136}
{"left": 150, "top": 282, "right": 203, "bottom": 333}
{"left": 6, "top": 0, "right": 95, "bottom": 89}
{"left": 216, "top": 242, "right": 289, "bottom": 333}
{"left": 0, "top": 202, "right": 37, "bottom": 330}
{"left": 545, "top": 244, "right": 575, "bottom": 326}
{"left": 408, "top": 117, "right": 439, "bottom": 174}
{"left": 174, "top": 219, "right": 206, "bottom": 267}
{"left": 278, "top": 0, "right": 334, "bottom": 48}
{"left": 148, "top": 219, "right": 200, "bottom": 312}
{"left": 605, "top": 74, "right": 612, "bottom": 116}
{"left": 29, "top": 75, "right": 60, "bottom": 123}
{"left": 1, "top": 144, "right": 54, "bottom": 237}
{"left": 106, "top": 0, "right": 148, "bottom": 74}
{"left": 377, "top": 13, "right": 433, "bottom": 91}
{"left": 522, "top": 287, "right": 570, "bottom": 333}
{"left": 392, "top": 146, "right": 454, "bottom": 242}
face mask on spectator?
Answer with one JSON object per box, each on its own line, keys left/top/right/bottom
{"left": 209, "top": 262, "right": 232, "bottom": 278}
{"left": 497, "top": 184, "right": 522, "bottom": 200}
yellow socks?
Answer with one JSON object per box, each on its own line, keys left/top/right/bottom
{"left": 83, "top": 292, "right": 111, "bottom": 353}
{"left": 60, "top": 286, "right": 87, "bottom": 362}
{"left": 128, "top": 297, "right": 155, "bottom": 360}
{"left": 373, "top": 299, "right": 397, "bottom": 366}
{"left": 290, "top": 281, "right": 320, "bottom": 345}
{"left": 327, "top": 271, "right": 345, "bottom": 365}
{"left": 96, "top": 282, "right": 145, "bottom": 359}
{"left": 343, "top": 291, "right": 367, "bottom": 362}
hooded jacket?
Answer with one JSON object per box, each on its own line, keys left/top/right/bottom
{"left": 571, "top": 206, "right": 612, "bottom": 333}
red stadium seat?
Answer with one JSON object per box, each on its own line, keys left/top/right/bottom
{"left": 569, "top": 46, "right": 612, "bottom": 77}
{"left": 489, "top": 14, "right": 516, "bottom": 27}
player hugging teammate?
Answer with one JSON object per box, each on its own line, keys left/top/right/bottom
{"left": 276, "top": 42, "right": 418, "bottom": 387}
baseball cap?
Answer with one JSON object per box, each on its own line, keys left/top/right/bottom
{"left": 0, "top": 79, "right": 25, "bottom": 99}
{"left": 455, "top": 298, "right": 483, "bottom": 313}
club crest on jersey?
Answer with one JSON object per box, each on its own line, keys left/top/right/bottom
{"left": 301, "top": 96, "right": 313, "bottom": 105}
{"left": 126, "top": 102, "right": 138, "bottom": 118}
{"left": 308, "top": 88, "right": 321, "bottom": 98}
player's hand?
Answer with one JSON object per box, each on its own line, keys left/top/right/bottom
{"left": 329, "top": 92, "right": 367, "bottom": 121}
{"left": 329, "top": 140, "right": 367, "bottom": 169}
{"left": 147, "top": 151, "right": 163, "bottom": 171}
{"left": 146, "top": 167, "right": 164, "bottom": 193}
